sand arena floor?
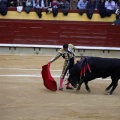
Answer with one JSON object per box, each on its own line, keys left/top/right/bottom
{"left": 0, "top": 55, "right": 120, "bottom": 120}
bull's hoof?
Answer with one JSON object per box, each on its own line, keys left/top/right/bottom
{"left": 105, "top": 91, "right": 112, "bottom": 95}
{"left": 88, "top": 89, "right": 91, "bottom": 93}
{"left": 76, "top": 89, "right": 80, "bottom": 93}
{"left": 105, "top": 88, "right": 109, "bottom": 91}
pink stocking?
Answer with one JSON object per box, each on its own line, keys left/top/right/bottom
{"left": 59, "top": 78, "right": 64, "bottom": 88}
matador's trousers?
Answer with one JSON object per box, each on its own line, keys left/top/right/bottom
{"left": 60, "top": 57, "right": 74, "bottom": 79}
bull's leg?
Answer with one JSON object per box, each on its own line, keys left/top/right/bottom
{"left": 76, "top": 79, "right": 83, "bottom": 92}
{"left": 105, "top": 82, "right": 113, "bottom": 91}
{"left": 109, "top": 80, "right": 118, "bottom": 95}
{"left": 106, "top": 75, "right": 119, "bottom": 95}
{"left": 84, "top": 81, "right": 91, "bottom": 93}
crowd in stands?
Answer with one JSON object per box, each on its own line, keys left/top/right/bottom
{"left": 0, "top": 0, "right": 120, "bottom": 20}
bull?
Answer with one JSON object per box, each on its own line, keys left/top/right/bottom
{"left": 68, "top": 57, "right": 120, "bottom": 95}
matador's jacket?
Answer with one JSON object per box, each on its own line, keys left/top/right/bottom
{"left": 50, "top": 44, "right": 75, "bottom": 79}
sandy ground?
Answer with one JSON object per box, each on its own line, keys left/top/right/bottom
{"left": 0, "top": 55, "right": 120, "bottom": 120}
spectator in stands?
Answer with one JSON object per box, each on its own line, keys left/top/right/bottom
{"left": 86, "top": 0, "right": 97, "bottom": 19}
{"left": 49, "top": 44, "right": 75, "bottom": 91}
{"left": 115, "top": 0, "right": 120, "bottom": 19}
{"left": 77, "top": 0, "right": 88, "bottom": 15}
{"left": 46, "top": 0, "right": 60, "bottom": 17}
{"left": 44, "top": 0, "right": 51, "bottom": 7}
{"left": 105, "top": 0, "right": 115, "bottom": 17}
{"left": 7, "top": 0, "right": 17, "bottom": 7}
{"left": 24, "top": 0, "right": 32, "bottom": 14}
{"left": 45, "top": 0, "right": 52, "bottom": 7}
{"left": 22, "top": 0, "right": 26, "bottom": 7}
{"left": 0, "top": 0, "right": 8, "bottom": 15}
{"left": 70, "top": 0, "right": 78, "bottom": 9}
{"left": 18, "top": 0, "right": 23, "bottom": 6}
{"left": 33, "top": 0, "right": 45, "bottom": 18}
{"left": 97, "top": 0, "right": 106, "bottom": 18}
{"left": 115, "top": 0, "right": 120, "bottom": 9}
{"left": 17, "top": 0, "right": 23, "bottom": 13}
{"left": 52, "top": 0, "right": 60, "bottom": 17}
{"left": 60, "top": 0, "right": 70, "bottom": 16}
{"left": 26, "top": 0, "right": 32, "bottom": 6}
{"left": 112, "top": 14, "right": 120, "bottom": 25}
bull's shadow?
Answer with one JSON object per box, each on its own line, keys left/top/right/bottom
{"left": 68, "top": 56, "right": 120, "bottom": 95}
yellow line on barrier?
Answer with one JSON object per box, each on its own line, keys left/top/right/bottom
{"left": 0, "top": 11, "right": 116, "bottom": 22}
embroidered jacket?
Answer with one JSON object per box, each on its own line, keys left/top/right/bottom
{"left": 50, "top": 44, "right": 75, "bottom": 63}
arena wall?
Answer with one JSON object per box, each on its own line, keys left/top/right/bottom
{"left": 0, "top": 8, "right": 120, "bottom": 57}
{"left": 0, "top": 8, "right": 119, "bottom": 47}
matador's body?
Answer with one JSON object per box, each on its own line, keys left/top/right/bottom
{"left": 50, "top": 44, "right": 75, "bottom": 79}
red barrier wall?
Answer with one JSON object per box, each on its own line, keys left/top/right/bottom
{"left": 0, "top": 19, "right": 119, "bottom": 47}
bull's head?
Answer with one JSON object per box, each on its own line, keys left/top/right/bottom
{"left": 68, "top": 60, "right": 82, "bottom": 88}
{"left": 68, "top": 74, "right": 78, "bottom": 88}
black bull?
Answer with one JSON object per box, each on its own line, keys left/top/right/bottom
{"left": 68, "top": 57, "right": 120, "bottom": 94}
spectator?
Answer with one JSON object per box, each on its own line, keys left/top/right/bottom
{"left": 33, "top": 0, "right": 45, "bottom": 8}
{"left": 95, "top": 0, "right": 99, "bottom": 8}
{"left": 26, "top": 0, "right": 32, "bottom": 6}
{"left": 70, "top": 0, "right": 78, "bottom": 9}
{"left": 46, "top": 0, "right": 60, "bottom": 16}
{"left": 60, "top": 0, "right": 70, "bottom": 16}
{"left": 115, "top": 0, "right": 120, "bottom": 19}
{"left": 97, "top": 0, "right": 106, "bottom": 18}
{"left": 17, "top": 0, "right": 23, "bottom": 6}
{"left": 33, "top": 0, "right": 44, "bottom": 18}
{"left": 49, "top": 44, "right": 75, "bottom": 91}
{"left": 48, "top": 0, "right": 60, "bottom": 17}
{"left": 45, "top": 0, "right": 52, "bottom": 14}
{"left": 0, "top": 0, "right": 8, "bottom": 15}
{"left": 86, "top": 0, "right": 96, "bottom": 19}
{"left": 44, "top": 0, "right": 52, "bottom": 7}
{"left": 115, "top": 0, "right": 120, "bottom": 9}
{"left": 77, "top": 0, "right": 88, "bottom": 15}
{"left": 17, "top": 0, "right": 23, "bottom": 12}
{"left": 105, "top": 0, "right": 115, "bottom": 17}
{"left": 7, "top": 0, "right": 17, "bottom": 7}
{"left": 24, "top": 0, "right": 32, "bottom": 14}
{"left": 112, "top": 14, "right": 120, "bottom": 25}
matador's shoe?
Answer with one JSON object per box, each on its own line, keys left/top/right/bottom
{"left": 59, "top": 88, "right": 63, "bottom": 91}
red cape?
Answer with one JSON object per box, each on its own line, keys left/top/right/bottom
{"left": 41, "top": 63, "right": 57, "bottom": 91}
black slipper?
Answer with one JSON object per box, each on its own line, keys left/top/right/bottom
{"left": 59, "top": 88, "right": 63, "bottom": 91}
